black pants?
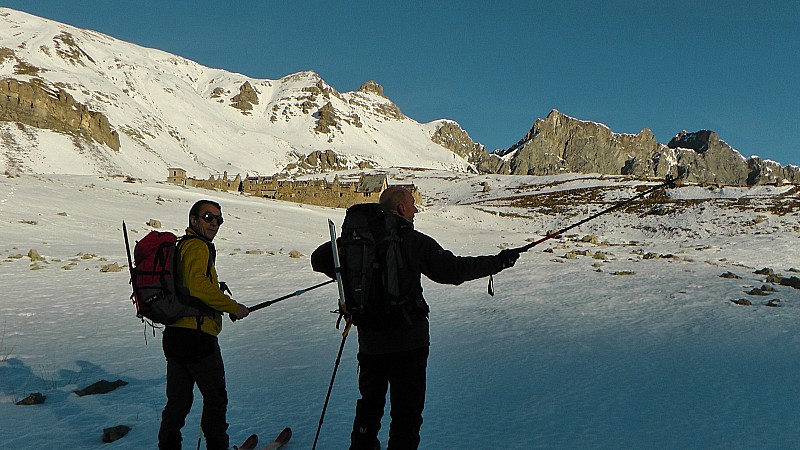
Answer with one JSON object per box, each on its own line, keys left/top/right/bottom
{"left": 350, "top": 346, "right": 429, "bottom": 450}
{"left": 158, "top": 327, "right": 229, "bottom": 450}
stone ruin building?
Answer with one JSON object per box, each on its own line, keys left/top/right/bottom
{"left": 166, "top": 168, "right": 421, "bottom": 209}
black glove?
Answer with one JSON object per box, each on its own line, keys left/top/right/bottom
{"left": 497, "top": 248, "right": 520, "bottom": 269}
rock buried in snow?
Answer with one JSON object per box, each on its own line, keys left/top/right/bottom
{"left": 720, "top": 271, "right": 741, "bottom": 279}
{"left": 102, "top": 425, "right": 131, "bottom": 443}
{"left": 746, "top": 288, "right": 768, "bottom": 296}
{"left": 100, "top": 262, "right": 122, "bottom": 272}
{"left": 16, "top": 392, "right": 46, "bottom": 405}
{"left": 612, "top": 271, "right": 636, "bottom": 276}
{"left": 731, "top": 299, "right": 752, "bottom": 306}
{"left": 766, "top": 273, "right": 783, "bottom": 283}
{"left": 75, "top": 379, "right": 128, "bottom": 396}
{"left": 28, "top": 249, "right": 45, "bottom": 261}
{"left": 779, "top": 276, "right": 800, "bottom": 289}
{"left": 766, "top": 299, "right": 782, "bottom": 307}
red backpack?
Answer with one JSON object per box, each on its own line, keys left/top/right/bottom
{"left": 123, "top": 222, "right": 211, "bottom": 325}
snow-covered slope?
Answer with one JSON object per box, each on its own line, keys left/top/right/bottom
{"left": 1, "top": 170, "right": 799, "bottom": 448}
{"left": 0, "top": 7, "right": 471, "bottom": 179}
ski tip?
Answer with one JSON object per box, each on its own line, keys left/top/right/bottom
{"left": 262, "top": 428, "right": 291, "bottom": 450}
{"left": 234, "top": 433, "right": 258, "bottom": 450}
{"left": 277, "top": 427, "right": 292, "bottom": 441}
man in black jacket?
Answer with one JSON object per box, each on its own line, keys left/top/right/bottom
{"left": 311, "top": 187, "right": 519, "bottom": 450}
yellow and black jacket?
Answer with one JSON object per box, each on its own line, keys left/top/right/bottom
{"left": 170, "top": 228, "right": 238, "bottom": 336}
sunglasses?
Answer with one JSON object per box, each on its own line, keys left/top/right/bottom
{"left": 200, "top": 212, "right": 224, "bottom": 225}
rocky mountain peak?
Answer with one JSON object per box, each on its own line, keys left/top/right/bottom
{"left": 457, "top": 109, "right": 799, "bottom": 186}
{"left": 358, "top": 80, "right": 385, "bottom": 98}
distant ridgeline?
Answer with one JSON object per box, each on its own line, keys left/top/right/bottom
{"left": 439, "top": 110, "right": 799, "bottom": 186}
{"left": 166, "top": 168, "right": 421, "bottom": 209}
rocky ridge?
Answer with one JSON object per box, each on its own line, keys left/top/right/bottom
{"left": 0, "top": 76, "right": 120, "bottom": 151}
{"left": 447, "top": 110, "right": 799, "bottom": 186}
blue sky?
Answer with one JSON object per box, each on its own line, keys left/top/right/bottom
{"left": 4, "top": 1, "right": 799, "bottom": 166}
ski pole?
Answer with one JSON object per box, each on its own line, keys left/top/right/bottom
{"left": 311, "top": 329, "right": 349, "bottom": 450}
{"left": 195, "top": 423, "right": 202, "bottom": 450}
{"left": 122, "top": 221, "right": 136, "bottom": 303}
{"left": 230, "top": 279, "right": 335, "bottom": 322}
{"left": 511, "top": 175, "right": 677, "bottom": 254}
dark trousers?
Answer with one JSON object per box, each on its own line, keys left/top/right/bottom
{"left": 158, "top": 328, "right": 229, "bottom": 450}
{"left": 350, "top": 346, "right": 429, "bottom": 450}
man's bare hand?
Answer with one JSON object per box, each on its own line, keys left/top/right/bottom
{"left": 231, "top": 303, "right": 250, "bottom": 321}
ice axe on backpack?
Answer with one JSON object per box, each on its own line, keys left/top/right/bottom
{"left": 229, "top": 279, "right": 336, "bottom": 322}
{"left": 489, "top": 175, "right": 678, "bottom": 295}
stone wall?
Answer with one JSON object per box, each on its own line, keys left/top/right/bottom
{"left": 0, "top": 77, "right": 120, "bottom": 151}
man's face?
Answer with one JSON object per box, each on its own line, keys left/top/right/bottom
{"left": 190, "top": 204, "right": 223, "bottom": 241}
{"left": 397, "top": 192, "right": 418, "bottom": 222}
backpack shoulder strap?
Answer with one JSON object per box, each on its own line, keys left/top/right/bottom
{"left": 175, "top": 235, "right": 217, "bottom": 320}
{"left": 177, "top": 235, "right": 213, "bottom": 278}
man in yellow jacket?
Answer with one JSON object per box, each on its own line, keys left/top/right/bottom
{"left": 158, "top": 199, "right": 249, "bottom": 450}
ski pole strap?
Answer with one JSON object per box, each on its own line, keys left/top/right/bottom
{"left": 341, "top": 318, "right": 352, "bottom": 338}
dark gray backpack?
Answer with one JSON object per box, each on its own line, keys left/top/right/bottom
{"left": 338, "top": 203, "right": 423, "bottom": 329}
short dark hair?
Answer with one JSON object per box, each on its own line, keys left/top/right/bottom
{"left": 378, "top": 187, "right": 410, "bottom": 211}
{"left": 189, "top": 199, "right": 221, "bottom": 226}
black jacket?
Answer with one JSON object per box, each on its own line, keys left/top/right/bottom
{"left": 311, "top": 216, "right": 505, "bottom": 354}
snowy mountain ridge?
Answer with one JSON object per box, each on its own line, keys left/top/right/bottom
{"left": 0, "top": 7, "right": 472, "bottom": 179}
{"left": 2, "top": 7, "right": 798, "bottom": 188}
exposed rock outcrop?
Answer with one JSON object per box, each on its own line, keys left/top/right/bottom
{"left": 230, "top": 81, "right": 259, "bottom": 112}
{"left": 451, "top": 109, "right": 799, "bottom": 186}
{"left": 315, "top": 102, "right": 340, "bottom": 134}
{"left": 506, "top": 110, "right": 662, "bottom": 178}
{"left": 667, "top": 130, "right": 799, "bottom": 185}
{"left": 666, "top": 130, "right": 751, "bottom": 185}
{"left": 359, "top": 80, "right": 386, "bottom": 98}
{"left": 350, "top": 80, "right": 403, "bottom": 121}
{"left": 431, "top": 121, "right": 495, "bottom": 173}
{"left": 282, "top": 149, "right": 374, "bottom": 173}
{"left": 0, "top": 78, "right": 120, "bottom": 150}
